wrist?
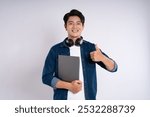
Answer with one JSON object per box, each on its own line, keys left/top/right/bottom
{"left": 56, "top": 80, "right": 71, "bottom": 90}
{"left": 65, "top": 82, "right": 72, "bottom": 90}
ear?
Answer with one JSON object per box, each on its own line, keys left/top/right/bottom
{"left": 82, "top": 24, "right": 85, "bottom": 30}
{"left": 64, "top": 24, "right": 67, "bottom": 30}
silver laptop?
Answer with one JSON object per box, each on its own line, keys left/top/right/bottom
{"left": 58, "top": 55, "right": 79, "bottom": 82}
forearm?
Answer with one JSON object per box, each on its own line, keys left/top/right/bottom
{"left": 55, "top": 80, "right": 72, "bottom": 90}
{"left": 100, "top": 55, "right": 115, "bottom": 71}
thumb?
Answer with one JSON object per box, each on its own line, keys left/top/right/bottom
{"left": 95, "top": 44, "right": 99, "bottom": 51}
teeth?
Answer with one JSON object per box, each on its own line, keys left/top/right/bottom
{"left": 72, "top": 30, "right": 78, "bottom": 33}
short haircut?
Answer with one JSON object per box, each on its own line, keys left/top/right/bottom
{"left": 63, "top": 9, "right": 85, "bottom": 25}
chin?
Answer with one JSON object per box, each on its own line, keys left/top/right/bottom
{"left": 70, "top": 35, "right": 80, "bottom": 39}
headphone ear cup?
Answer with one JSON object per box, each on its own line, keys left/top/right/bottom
{"left": 65, "top": 38, "right": 74, "bottom": 47}
{"left": 75, "top": 38, "right": 83, "bottom": 46}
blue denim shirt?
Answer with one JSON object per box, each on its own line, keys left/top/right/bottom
{"left": 42, "top": 39, "right": 118, "bottom": 100}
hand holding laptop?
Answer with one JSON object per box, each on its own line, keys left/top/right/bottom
{"left": 55, "top": 79, "right": 82, "bottom": 94}
{"left": 69, "top": 80, "right": 82, "bottom": 94}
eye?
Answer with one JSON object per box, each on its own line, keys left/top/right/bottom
{"left": 68, "top": 22, "right": 73, "bottom": 25}
{"left": 77, "top": 22, "right": 82, "bottom": 25}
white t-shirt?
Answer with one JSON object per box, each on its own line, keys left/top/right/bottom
{"left": 67, "top": 45, "right": 85, "bottom": 100}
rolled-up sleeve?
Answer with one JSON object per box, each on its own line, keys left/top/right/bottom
{"left": 110, "top": 61, "right": 118, "bottom": 72}
{"left": 51, "top": 77, "right": 60, "bottom": 88}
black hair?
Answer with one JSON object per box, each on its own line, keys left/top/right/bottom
{"left": 63, "top": 9, "right": 85, "bottom": 25}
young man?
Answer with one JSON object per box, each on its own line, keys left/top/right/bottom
{"left": 42, "top": 9, "right": 118, "bottom": 100}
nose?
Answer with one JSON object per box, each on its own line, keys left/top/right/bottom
{"left": 73, "top": 24, "right": 77, "bottom": 28}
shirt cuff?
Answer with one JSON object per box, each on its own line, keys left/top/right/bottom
{"left": 51, "top": 77, "right": 60, "bottom": 89}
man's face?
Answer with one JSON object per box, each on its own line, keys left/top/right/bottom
{"left": 65, "top": 16, "right": 84, "bottom": 40}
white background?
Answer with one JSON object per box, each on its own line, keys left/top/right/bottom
{"left": 0, "top": 0, "right": 149, "bottom": 100}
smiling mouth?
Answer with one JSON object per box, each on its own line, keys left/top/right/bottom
{"left": 72, "top": 29, "right": 79, "bottom": 33}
